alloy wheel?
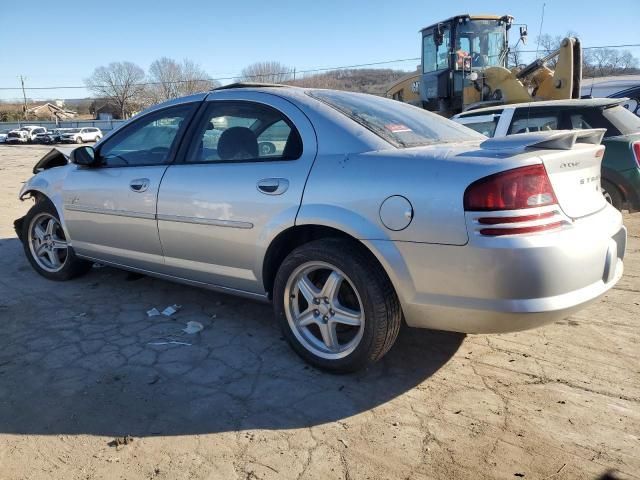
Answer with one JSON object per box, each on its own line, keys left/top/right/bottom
{"left": 28, "top": 213, "right": 68, "bottom": 273}
{"left": 284, "top": 261, "right": 365, "bottom": 360}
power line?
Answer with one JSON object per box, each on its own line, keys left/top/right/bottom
{"left": 517, "top": 43, "right": 640, "bottom": 53}
{"left": 1, "top": 44, "right": 639, "bottom": 93}
{"left": 0, "top": 57, "right": 421, "bottom": 92}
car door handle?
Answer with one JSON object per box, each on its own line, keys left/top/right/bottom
{"left": 257, "top": 178, "right": 289, "bottom": 195}
{"left": 130, "top": 178, "right": 150, "bottom": 193}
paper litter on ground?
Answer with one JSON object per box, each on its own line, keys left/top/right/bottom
{"left": 182, "top": 321, "right": 204, "bottom": 334}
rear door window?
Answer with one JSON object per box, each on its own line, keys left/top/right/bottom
{"left": 509, "top": 111, "right": 560, "bottom": 134}
{"left": 464, "top": 120, "right": 499, "bottom": 137}
{"left": 186, "top": 101, "right": 302, "bottom": 163}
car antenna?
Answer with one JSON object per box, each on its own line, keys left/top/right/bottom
{"left": 526, "top": 2, "right": 546, "bottom": 129}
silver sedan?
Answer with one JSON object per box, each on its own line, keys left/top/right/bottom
{"left": 15, "top": 85, "right": 626, "bottom": 372}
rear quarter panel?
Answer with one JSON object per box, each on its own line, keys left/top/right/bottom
{"left": 297, "top": 143, "right": 541, "bottom": 245}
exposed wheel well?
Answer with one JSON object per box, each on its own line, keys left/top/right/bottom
{"left": 262, "top": 225, "right": 388, "bottom": 298}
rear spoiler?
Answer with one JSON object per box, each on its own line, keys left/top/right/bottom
{"left": 481, "top": 129, "right": 606, "bottom": 151}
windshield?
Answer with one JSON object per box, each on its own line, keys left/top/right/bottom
{"left": 66, "top": 128, "right": 81, "bottom": 133}
{"left": 308, "top": 90, "right": 484, "bottom": 148}
{"left": 456, "top": 19, "right": 506, "bottom": 68}
{"left": 603, "top": 105, "right": 640, "bottom": 135}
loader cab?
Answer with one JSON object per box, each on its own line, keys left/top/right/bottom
{"left": 420, "top": 15, "right": 512, "bottom": 115}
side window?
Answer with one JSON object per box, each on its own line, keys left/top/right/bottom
{"left": 98, "top": 104, "right": 194, "bottom": 167}
{"left": 509, "top": 112, "right": 559, "bottom": 134}
{"left": 437, "top": 27, "right": 451, "bottom": 70}
{"left": 423, "top": 28, "right": 450, "bottom": 73}
{"left": 257, "top": 120, "right": 292, "bottom": 157}
{"left": 569, "top": 114, "right": 593, "bottom": 129}
{"left": 423, "top": 34, "right": 436, "bottom": 73}
{"left": 464, "top": 119, "right": 499, "bottom": 137}
{"left": 186, "top": 101, "right": 302, "bottom": 163}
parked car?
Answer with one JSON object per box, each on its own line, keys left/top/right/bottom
{"left": 35, "top": 129, "right": 65, "bottom": 144}
{"left": 14, "top": 86, "right": 626, "bottom": 372}
{"left": 60, "top": 127, "right": 102, "bottom": 144}
{"left": 452, "top": 98, "right": 640, "bottom": 212}
{"left": 5, "top": 125, "right": 47, "bottom": 143}
{"left": 608, "top": 85, "right": 640, "bottom": 118}
{"left": 0, "top": 129, "right": 9, "bottom": 143}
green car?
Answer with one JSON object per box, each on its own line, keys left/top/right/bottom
{"left": 452, "top": 98, "right": 640, "bottom": 211}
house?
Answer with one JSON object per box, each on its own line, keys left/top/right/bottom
{"left": 26, "top": 103, "right": 76, "bottom": 121}
{"left": 90, "top": 100, "right": 122, "bottom": 120}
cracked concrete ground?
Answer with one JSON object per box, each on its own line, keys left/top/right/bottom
{"left": 0, "top": 144, "right": 638, "bottom": 480}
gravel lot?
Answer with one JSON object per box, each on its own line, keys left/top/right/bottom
{"left": 0, "top": 144, "right": 638, "bottom": 480}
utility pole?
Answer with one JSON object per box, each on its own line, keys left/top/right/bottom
{"left": 19, "top": 75, "right": 28, "bottom": 121}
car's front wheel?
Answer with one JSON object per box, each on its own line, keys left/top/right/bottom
{"left": 273, "top": 238, "right": 401, "bottom": 372}
{"left": 22, "top": 199, "right": 92, "bottom": 281}
{"left": 76, "top": 136, "right": 83, "bottom": 144}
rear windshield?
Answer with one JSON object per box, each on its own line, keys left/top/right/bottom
{"left": 603, "top": 105, "right": 640, "bottom": 135}
{"left": 308, "top": 90, "right": 484, "bottom": 147}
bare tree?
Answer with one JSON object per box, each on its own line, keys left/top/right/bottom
{"left": 584, "top": 48, "right": 639, "bottom": 77}
{"left": 146, "top": 58, "right": 218, "bottom": 103}
{"left": 535, "top": 31, "right": 579, "bottom": 68}
{"left": 147, "top": 57, "right": 182, "bottom": 102}
{"left": 508, "top": 44, "right": 523, "bottom": 68}
{"left": 238, "top": 61, "right": 292, "bottom": 83}
{"left": 179, "top": 59, "right": 219, "bottom": 95}
{"left": 85, "top": 61, "right": 146, "bottom": 118}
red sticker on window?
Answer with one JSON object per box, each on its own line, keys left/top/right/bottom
{"left": 385, "top": 123, "right": 412, "bottom": 133}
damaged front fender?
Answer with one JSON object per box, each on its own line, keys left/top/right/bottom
{"left": 32, "top": 148, "right": 69, "bottom": 175}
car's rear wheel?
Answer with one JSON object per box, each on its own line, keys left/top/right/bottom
{"left": 602, "top": 179, "right": 624, "bottom": 210}
{"left": 22, "top": 200, "right": 92, "bottom": 281}
{"left": 273, "top": 238, "right": 401, "bottom": 372}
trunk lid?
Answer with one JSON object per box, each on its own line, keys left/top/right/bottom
{"left": 481, "top": 129, "right": 607, "bottom": 218}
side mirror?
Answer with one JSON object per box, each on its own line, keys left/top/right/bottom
{"left": 70, "top": 146, "right": 99, "bottom": 167}
{"left": 519, "top": 26, "right": 528, "bottom": 45}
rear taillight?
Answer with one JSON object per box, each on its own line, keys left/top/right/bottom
{"left": 633, "top": 142, "right": 640, "bottom": 168}
{"left": 464, "top": 164, "right": 557, "bottom": 211}
{"left": 465, "top": 164, "right": 564, "bottom": 236}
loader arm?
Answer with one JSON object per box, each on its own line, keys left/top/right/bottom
{"left": 463, "top": 37, "right": 582, "bottom": 112}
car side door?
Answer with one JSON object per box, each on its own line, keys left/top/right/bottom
{"left": 156, "top": 91, "right": 317, "bottom": 295}
{"left": 61, "top": 99, "right": 200, "bottom": 270}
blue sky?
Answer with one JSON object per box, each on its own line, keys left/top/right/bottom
{"left": 1, "top": 0, "right": 638, "bottom": 100}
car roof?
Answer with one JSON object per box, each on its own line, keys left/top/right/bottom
{"left": 457, "top": 97, "right": 625, "bottom": 116}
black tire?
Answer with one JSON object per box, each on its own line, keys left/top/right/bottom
{"left": 76, "top": 136, "right": 83, "bottom": 144}
{"left": 602, "top": 179, "right": 624, "bottom": 210}
{"left": 273, "top": 238, "right": 402, "bottom": 373}
{"left": 21, "top": 198, "right": 92, "bottom": 281}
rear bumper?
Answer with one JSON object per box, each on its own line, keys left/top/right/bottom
{"left": 379, "top": 205, "right": 626, "bottom": 334}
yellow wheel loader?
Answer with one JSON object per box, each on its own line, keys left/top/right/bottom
{"left": 386, "top": 14, "right": 582, "bottom": 116}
